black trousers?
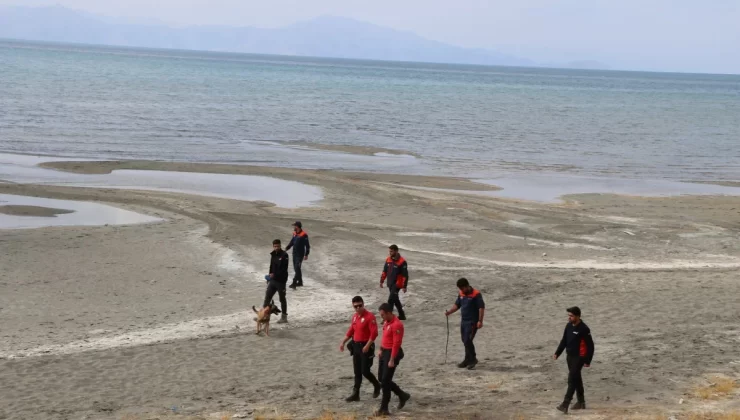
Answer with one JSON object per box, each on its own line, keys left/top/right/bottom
{"left": 263, "top": 280, "right": 287, "bottom": 315}
{"left": 291, "top": 255, "right": 303, "bottom": 286}
{"left": 564, "top": 354, "right": 586, "bottom": 403}
{"left": 387, "top": 286, "right": 405, "bottom": 317}
{"left": 378, "top": 348, "right": 404, "bottom": 411}
{"left": 352, "top": 341, "right": 380, "bottom": 390}
{"left": 461, "top": 322, "right": 478, "bottom": 362}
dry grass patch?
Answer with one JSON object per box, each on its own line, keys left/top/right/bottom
{"left": 693, "top": 376, "right": 739, "bottom": 400}
{"left": 253, "top": 410, "right": 292, "bottom": 420}
{"left": 684, "top": 413, "right": 740, "bottom": 420}
{"left": 314, "top": 411, "right": 358, "bottom": 420}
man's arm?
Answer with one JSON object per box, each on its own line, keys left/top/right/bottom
{"left": 280, "top": 254, "right": 290, "bottom": 278}
{"left": 286, "top": 235, "right": 295, "bottom": 251}
{"left": 585, "top": 327, "right": 595, "bottom": 366}
{"left": 364, "top": 314, "right": 379, "bottom": 353}
{"left": 401, "top": 261, "right": 409, "bottom": 289}
{"left": 304, "top": 235, "right": 310, "bottom": 257}
{"left": 445, "top": 298, "right": 461, "bottom": 316}
{"left": 476, "top": 294, "right": 485, "bottom": 327}
{"left": 369, "top": 314, "right": 379, "bottom": 342}
{"left": 390, "top": 322, "right": 404, "bottom": 361}
{"left": 554, "top": 326, "right": 568, "bottom": 359}
{"left": 380, "top": 261, "right": 388, "bottom": 286}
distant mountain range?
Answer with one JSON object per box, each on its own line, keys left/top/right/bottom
{"left": 0, "top": 5, "right": 608, "bottom": 70}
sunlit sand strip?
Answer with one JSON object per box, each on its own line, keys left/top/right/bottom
{"left": 382, "top": 241, "right": 740, "bottom": 270}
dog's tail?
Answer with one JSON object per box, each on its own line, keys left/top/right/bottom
{"left": 252, "top": 305, "right": 259, "bottom": 314}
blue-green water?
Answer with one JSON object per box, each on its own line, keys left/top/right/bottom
{"left": 1, "top": 39, "right": 739, "bottom": 181}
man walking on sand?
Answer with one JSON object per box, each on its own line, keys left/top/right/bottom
{"left": 286, "top": 221, "right": 310, "bottom": 290}
{"left": 339, "top": 296, "right": 381, "bottom": 402}
{"left": 444, "top": 277, "right": 485, "bottom": 370}
{"left": 263, "top": 239, "right": 289, "bottom": 324}
{"left": 553, "top": 306, "right": 595, "bottom": 414}
{"left": 375, "top": 303, "right": 410, "bottom": 417}
{"left": 380, "top": 245, "right": 408, "bottom": 320}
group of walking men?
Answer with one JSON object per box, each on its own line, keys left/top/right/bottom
{"left": 261, "top": 221, "right": 596, "bottom": 416}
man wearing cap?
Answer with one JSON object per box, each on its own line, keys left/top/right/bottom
{"left": 444, "top": 277, "right": 485, "bottom": 370}
{"left": 553, "top": 306, "right": 595, "bottom": 414}
{"left": 339, "top": 296, "right": 381, "bottom": 402}
{"left": 286, "top": 221, "right": 310, "bottom": 289}
{"left": 380, "top": 245, "right": 408, "bottom": 320}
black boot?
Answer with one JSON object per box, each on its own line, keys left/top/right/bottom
{"left": 556, "top": 402, "right": 569, "bottom": 414}
{"left": 466, "top": 358, "right": 479, "bottom": 370}
{"left": 397, "top": 392, "right": 411, "bottom": 410}
{"left": 288, "top": 283, "right": 297, "bottom": 290}
{"left": 457, "top": 359, "right": 469, "bottom": 368}
{"left": 345, "top": 388, "right": 360, "bottom": 402}
{"left": 571, "top": 401, "right": 585, "bottom": 410}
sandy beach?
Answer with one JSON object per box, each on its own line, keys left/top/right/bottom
{"left": 1, "top": 160, "right": 740, "bottom": 419}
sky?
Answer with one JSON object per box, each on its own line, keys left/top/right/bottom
{"left": 2, "top": 0, "right": 739, "bottom": 74}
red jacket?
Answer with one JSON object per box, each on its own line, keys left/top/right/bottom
{"left": 380, "top": 256, "right": 409, "bottom": 289}
{"left": 345, "top": 310, "right": 379, "bottom": 342}
{"left": 380, "top": 315, "right": 404, "bottom": 359}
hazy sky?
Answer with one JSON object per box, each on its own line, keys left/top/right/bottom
{"left": 3, "top": 0, "right": 739, "bottom": 73}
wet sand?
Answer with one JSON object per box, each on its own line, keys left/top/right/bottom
{"left": 1, "top": 161, "right": 740, "bottom": 419}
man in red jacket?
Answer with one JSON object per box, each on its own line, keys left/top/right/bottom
{"left": 380, "top": 245, "right": 408, "bottom": 320}
{"left": 374, "top": 303, "right": 411, "bottom": 417}
{"left": 339, "top": 296, "right": 381, "bottom": 402}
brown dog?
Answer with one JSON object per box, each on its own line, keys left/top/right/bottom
{"left": 252, "top": 301, "right": 281, "bottom": 336}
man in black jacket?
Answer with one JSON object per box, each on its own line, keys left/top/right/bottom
{"left": 263, "top": 239, "right": 289, "bottom": 323}
{"left": 553, "top": 306, "right": 595, "bottom": 413}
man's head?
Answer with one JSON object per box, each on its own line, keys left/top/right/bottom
{"left": 567, "top": 306, "right": 582, "bottom": 324}
{"left": 352, "top": 296, "right": 365, "bottom": 313}
{"left": 388, "top": 244, "right": 399, "bottom": 259}
{"left": 456, "top": 277, "right": 472, "bottom": 294}
{"left": 292, "top": 221, "right": 302, "bottom": 232}
{"left": 378, "top": 302, "right": 394, "bottom": 321}
{"left": 272, "top": 239, "right": 282, "bottom": 252}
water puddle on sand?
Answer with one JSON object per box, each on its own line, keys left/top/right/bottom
{"left": 0, "top": 153, "right": 323, "bottom": 208}
{"left": 0, "top": 194, "right": 162, "bottom": 229}
{"left": 476, "top": 174, "right": 740, "bottom": 202}
{"left": 394, "top": 173, "right": 740, "bottom": 203}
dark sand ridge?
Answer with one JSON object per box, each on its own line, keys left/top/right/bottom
{"left": 259, "top": 140, "right": 423, "bottom": 158}
{"left": 39, "top": 160, "right": 500, "bottom": 191}
{"left": 0, "top": 205, "right": 74, "bottom": 217}
{"left": 1, "top": 162, "right": 740, "bottom": 419}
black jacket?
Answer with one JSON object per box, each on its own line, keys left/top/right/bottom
{"left": 555, "top": 321, "right": 595, "bottom": 364}
{"left": 269, "top": 249, "right": 290, "bottom": 284}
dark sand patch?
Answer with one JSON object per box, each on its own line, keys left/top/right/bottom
{"left": 265, "top": 140, "right": 422, "bottom": 158}
{"left": 0, "top": 205, "right": 74, "bottom": 217}
{"left": 689, "top": 180, "right": 740, "bottom": 188}
{"left": 39, "top": 160, "right": 501, "bottom": 191}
